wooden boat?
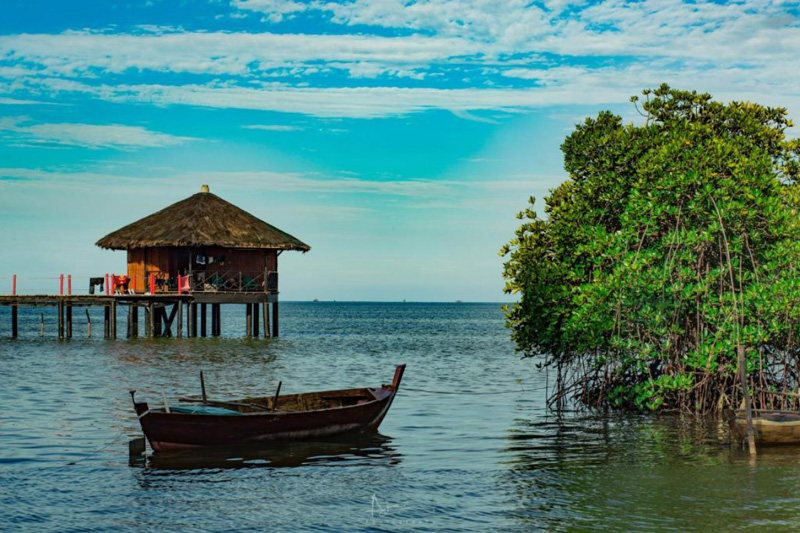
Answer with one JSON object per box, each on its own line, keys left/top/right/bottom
{"left": 131, "top": 365, "right": 406, "bottom": 453}
{"left": 725, "top": 409, "right": 800, "bottom": 445}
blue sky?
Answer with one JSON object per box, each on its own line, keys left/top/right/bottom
{"left": 1, "top": 0, "right": 799, "bottom": 301}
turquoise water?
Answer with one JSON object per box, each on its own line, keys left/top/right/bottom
{"left": 1, "top": 302, "right": 800, "bottom": 531}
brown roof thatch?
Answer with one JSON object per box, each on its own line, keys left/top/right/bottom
{"left": 96, "top": 188, "right": 310, "bottom": 251}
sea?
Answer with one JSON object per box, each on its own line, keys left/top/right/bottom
{"left": 1, "top": 302, "right": 800, "bottom": 531}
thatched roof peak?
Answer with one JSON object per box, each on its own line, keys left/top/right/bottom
{"left": 96, "top": 187, "right": 310, "bottom": 251}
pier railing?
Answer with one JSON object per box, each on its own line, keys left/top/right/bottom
{"left": 144, "top": 270, "right": 278, "bottom": 294}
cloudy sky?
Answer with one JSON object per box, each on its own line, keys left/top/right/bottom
{"left": 1, "top": 0, "right": 799, "bottom": 301}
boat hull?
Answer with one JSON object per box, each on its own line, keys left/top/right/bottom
{"left": 727, "top": 410, "right": 800, "bottom": 445}
{"left": 134, "top": 365, "right": 405, "bottom": 453}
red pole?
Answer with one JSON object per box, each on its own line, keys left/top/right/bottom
{"left": 12, "top": 274, "right": 16, "bottom": 295}
{"left": 105, "top": 274, "right": 109, "bottom": 295}
{"left": 68, "top": 275, "right": 72, "bottom": 296}
{"left": 177, "top": 275, "right": 182, "bottom": 295}
{"left": 150, "top": 274, "right": 155, "bottom": 295}
{"left": 59, "top": 274, "right": 64, "bottom": 296}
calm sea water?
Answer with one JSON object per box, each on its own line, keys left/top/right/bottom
{"left": 2, "top": 302, "right": 800, "bottom": 531}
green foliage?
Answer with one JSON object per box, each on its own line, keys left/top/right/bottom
{"left": 501, "top": 84, "right": 800, "bottom": 412}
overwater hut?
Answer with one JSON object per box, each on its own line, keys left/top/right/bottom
{"left": 95, "top": 185, "right": 309, "bottom": 337}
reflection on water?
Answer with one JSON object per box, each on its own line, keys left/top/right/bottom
{"left": 502, "top": 410, "right": 800, "bottom": 531}
{"left": 142, "top": 433, "right": 401, "bottom": 470}
{"left": 7, "top": 303, "right": 800, "bottom": 531}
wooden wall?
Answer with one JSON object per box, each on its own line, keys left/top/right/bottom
{"left": 127, "top": 247, "right": 276, "bottom": 292}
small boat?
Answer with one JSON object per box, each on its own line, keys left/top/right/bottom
{"left": 131, "top": 365, "right": 406, "bottom": 453}
{"left": 725, "top": 409, "right": 800, "bottom": 445}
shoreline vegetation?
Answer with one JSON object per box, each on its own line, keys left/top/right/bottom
{"left": 502, "top": 85, "right": 800, "bottom": 414}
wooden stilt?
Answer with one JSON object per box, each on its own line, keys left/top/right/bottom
{"left": 11, "top": 304, "right": 18, "bottom": 339}
{"left": 66, "top": 304, "right": 72, "bottom": 339}
{"left": 212, "top": 303, "right": 221, "bottom": 337}
{"left": 110, "top": 300, "right": 117, "bottom": 340}
{"left": 201, "top": 303, "right": 207, "bottom": 337}
{"left": 739, "top": 344, "right": 757, "bottom": 456}
{"left": 190, "top": 303, "right": 198, "bottom": 338}
{"left": 246, "top": 303, "right": 252, "bottom": 338}
{"left": 272, "top": 301, "right": 279, "bottom": 337}
{"left": 163, "top": 304, "right": 178, "bottom": 337}
{"left": 146, "top": 302, "right": 154, "bottom": 338}
{"left": 58, "top": 300, "right": 64, "bottom": 340}
{"left": 86, "top": 308, "right": 92, "bottom": 338}
{"left": 127, "top": 305, "right": 133, "bottom": 338}
{"left": 177, "top": 302, "right": 183, "bottom": 338}
{"left": 263, "top": 301, "right": 270, "bottom": 338}
{"left": 253, "top": 302, "right": 260, "bottom": 338}
{"left": 104, "top": 305, "right": 110, "bottom": 339}
{"left": 154, "top": 306, "right": 163, "bottom": 337}
{"left": 131, "top": 306, "right": 139, "bottom": 338}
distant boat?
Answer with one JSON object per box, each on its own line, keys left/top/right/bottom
{"left": 313, "top": 298, "right": 319, "bottom": 302}
{"left": 130, "top": 365, "right": 406, "bottom": 453}
{"left": 455, "top": 300, "right": 463, "bottom": 304}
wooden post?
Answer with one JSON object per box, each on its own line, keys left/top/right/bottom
{"left": 131, "top": 306, "right": 139, "bottom": 338}
{"left": 246, "top": 304, "right": 252, "bottom": 338}
{"left": 200, "top": 303, "right": 207, "bottom": 337}
{"left": 154, "top": 306, "right": 163, "bottom": 337}
{"left": 85, "top": 308, "right": 91, "bottom": 338}
{"left": 110, "top": 300, "right": 117, "bottom": 340}
{"left": 263, "top": 301, "right": 270, "bottom": 338}
{"left": 738, "top": 345, "right": 757, "bottom": 455}
{"left": 272, "top": 301, "right": 279, "bottom": 337}
{"left": 58, "top": 299, "right": 64, "bottom": 339}
{"left": 213, "top": 304, "right": 221, "bottom": 337}
{"left": 104, "top": 305, "right": 110, "bottom": 339}
{"left": 40, "top": 313, "right": 44, "bottom": 337}
{"left": 146, "top": 302, "right": 154, "bottom": 338}
{"left": 187, "top": 302, "right": 194, "bottom": 338}
{"left": 177, "top": 302, "right": 183, "bottom": 338}
{"left": 253, "top": 302, "right": 260, "bottom": 338}
{"left": 66, "top": 304, "right": 72, "bottom": 339}
{"left": 191, "top": 303, "right": 198, "bottom": 338}
{"left": 11, "top": 304, "right": 18, "bottom": 339}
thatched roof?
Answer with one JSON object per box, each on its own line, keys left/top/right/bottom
{"left": 96, "top": 187, "right": 310, "bottom": 251}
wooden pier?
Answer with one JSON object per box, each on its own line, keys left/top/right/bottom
{"left": 0, "top": 293, "right": 279, "bottom": 340}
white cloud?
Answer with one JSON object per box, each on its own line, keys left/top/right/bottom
{"left": 0, "top": 2, "right": 799, "bottom": 120}
{"left": 242, "top": 124, "right": 304, "bottom": 131}
{"left": 0, "top": 117, "right": 196, "bottom": 149}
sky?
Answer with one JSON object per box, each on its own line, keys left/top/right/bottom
{"left": 0, "top": 0, "right": 799, "bottom": 301}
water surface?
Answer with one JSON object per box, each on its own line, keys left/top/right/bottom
{"left": 1, "top": 302, "right": 798, "bottom": 531}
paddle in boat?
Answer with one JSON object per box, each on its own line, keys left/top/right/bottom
{"left": 130, "top": 364, "right": 406, "bottom": 453}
